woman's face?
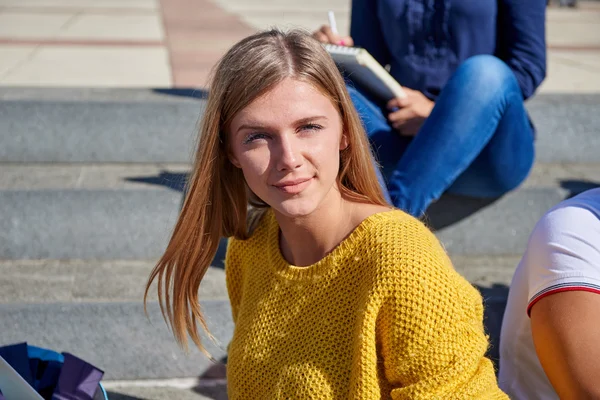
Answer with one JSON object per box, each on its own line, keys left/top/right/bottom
{"left": 228, "top": 78, "right": 348, "bottom": 218}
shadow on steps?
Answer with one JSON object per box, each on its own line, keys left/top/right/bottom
{"left": 561, "top": 179, "right": 600, "bottom": 198}
{"left": 424, "top": 194, "right": 499, "bottom": 231}
{"left": 193, "top": 383, "right": 228, "bottom": 400}
{"left": 125, "top": 171, "right": 188, "bottom": 192}
{"left": 193, "top": 357, "right": 228, "bottom": 400}
{"left": 152, "top": 88, "right": 209, "bottom": 100}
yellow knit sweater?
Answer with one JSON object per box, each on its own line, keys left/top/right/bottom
{"left": 225, "top": 209, "right": 507, "bottom": 399}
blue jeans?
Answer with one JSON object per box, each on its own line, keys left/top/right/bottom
{"left": 348, "top": 55, "right": 535, "bottom": 217}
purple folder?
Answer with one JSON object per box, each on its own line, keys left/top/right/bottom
{"left": 51, "top": 353, "right": 103, "bottom": 400}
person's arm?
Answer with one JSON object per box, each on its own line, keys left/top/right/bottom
{"left": 350, "top": 0, "right": 391, "bottom": 67}
{"left": 531, "top": 291, "right": 600, "bottom": 399}
{"left": 496, "top": 0, "right": 547, "bottom": 99}
{"left": 525, "top": 203, "right": 600, "bottom": 398}
{"left": 378, "top": 223, "right": 507, "bottom": 399}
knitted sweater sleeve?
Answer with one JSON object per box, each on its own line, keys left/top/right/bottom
{"left": 377, "top": 221, "right": 507, "bottom": 399}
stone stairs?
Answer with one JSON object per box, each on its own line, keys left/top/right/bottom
{"left": 0, "top": 87, "right": 598, "bottom": 399}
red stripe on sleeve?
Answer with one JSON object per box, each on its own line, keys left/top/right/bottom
{"left": 527, "top": 286, "right": 600, "bottom": 317}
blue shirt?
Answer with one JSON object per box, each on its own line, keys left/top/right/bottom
{"left": 351, "top": 0, "right": 546, "bottom": 100}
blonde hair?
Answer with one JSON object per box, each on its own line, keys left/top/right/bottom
{"left": 144, "top": 29, "right": 387, "bottom": 355}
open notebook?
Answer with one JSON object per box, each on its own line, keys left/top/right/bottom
{"left": 324, "top": 44, "right": 406, "bottom": 102}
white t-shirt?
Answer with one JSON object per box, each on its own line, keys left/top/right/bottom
{"left": 499, "top": 188, "right": 600, "bottom": 399}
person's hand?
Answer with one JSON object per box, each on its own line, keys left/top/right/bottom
{"left": 387, "top": 88, "right": 434, "bottom": 136}
{"left": 312, "top": 25, "right": 354, "bottom": 46}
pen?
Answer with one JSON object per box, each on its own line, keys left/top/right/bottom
{"left": 328, "top": 10, "right": 338, "bottom": 35}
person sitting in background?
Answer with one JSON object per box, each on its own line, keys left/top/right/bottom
{"left": 499, "top": 187, "right": 600, "bottom": 399}
{"left": 314, "top": 0, "right": 546, "bottom": 217}
{"left": 145, "top": 29, "right": 507, "bottom": 399}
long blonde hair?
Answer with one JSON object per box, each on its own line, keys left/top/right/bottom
{"left": 144, "top": 29, "right": 387, "bottom": 355}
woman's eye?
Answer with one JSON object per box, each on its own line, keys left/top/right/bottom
{"left": 300, "top": 123, "right": 323, "bottom": 132}
{"left": 243, "top": 132, "right": 268, "bottom": 144}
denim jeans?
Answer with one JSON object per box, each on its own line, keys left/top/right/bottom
{"left": 348, "top": 55, "right": 535, "bottom": 217}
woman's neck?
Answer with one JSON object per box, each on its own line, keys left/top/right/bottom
{"left": 275, "top": 193, "right": 391, "bottom": 267}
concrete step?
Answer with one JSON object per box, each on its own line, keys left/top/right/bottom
{"left": 451, "top": 255, "right": 520, "bottom": 288}
{"left": 430, "top": 187, "right": 567, "bottom": 255}
{"left": 0, "top": 88, "right": 207, "bottom": 103}
{"left": 102, "top": 380, "right": 227, "bottom": 400}
{"left": 0, "top": 189, "right": 181, "bottom": 259}
{"left": 0, "top": 260, "right": 227, "bottom": 304}
{"left": 0, "top": 301, "right": 233, "bottom": 381}
{"left": 428, "top": 166, "right": 597, "bottom": 255}
{"left": 528, "top": 94, "right": 600, "bottom": 163}
{"left": 0, "top": 99, "right": 200, "bottom": 163}
{"left": 0, "top": 164, "right": 190, "bottom": 191}
{"left": 0, "top": 91, "right": 598, "bottom": 163}
{"left": 1, "top": 181, "right": 595, "bottom": 259}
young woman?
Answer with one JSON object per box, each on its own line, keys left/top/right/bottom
{"left": 314, "top": 0, "right": 547, "bottom": 217}
{"left": 145, "top": 30, "right": 506, "bottom": 399}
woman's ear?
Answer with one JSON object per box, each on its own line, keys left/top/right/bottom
{"left": 339, "top": 131, "right": 350, "bottom": 151}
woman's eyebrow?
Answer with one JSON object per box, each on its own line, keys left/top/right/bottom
{"left": 294, "top": 116, "right": 328, "bottom": 125}
{"left": 236, "top": 122, "right": 266, "bottom": 133}
{"left": 236, "top": 115, "right": 328, "bottom": 134}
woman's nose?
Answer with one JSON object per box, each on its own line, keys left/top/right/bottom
{"left": 275, "top": 136, "right": 302, "bottom": 171}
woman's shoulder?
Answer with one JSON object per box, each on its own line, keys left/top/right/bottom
{"left": 359, "top": 208, "right": 440, "bottom": 250}
{"left": 363, "top": 209, "right": 482, "bottom": 310}
{"left": 356, "top": 208, "right": 446, "bottom": 264}
{"left": 361, "top": 209, "right": 464, "bottom": 284}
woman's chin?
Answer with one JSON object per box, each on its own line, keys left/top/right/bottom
{"left": 271, "top": 199, "right": 319, "bottom": 219}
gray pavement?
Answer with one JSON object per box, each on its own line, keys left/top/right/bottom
{"left": 0, "top": 260, "right": 227, "bottom": 303}
{"left": 0, "top": 100, "right": 201, "bottom": 163}
{"left": 103, "top": 385, "right": 227, "bottom": 400}
{"left": 0, "top": 301, "right": 232, "bottom": 380}
{"left": 0, "top": 190, "right": 180, "bottom": 259}
{"left": 528, "top": 94, "right": 600, "bottom": 162}
{"left": 431, "top": 188, "right": 569, "bottom": 255}
{"left": 0, "top": 164, "right": 190, "bottom": 190}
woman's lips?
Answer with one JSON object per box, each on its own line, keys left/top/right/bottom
{"left": 273, "top": 177, "right": 313, "bottom": 194}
